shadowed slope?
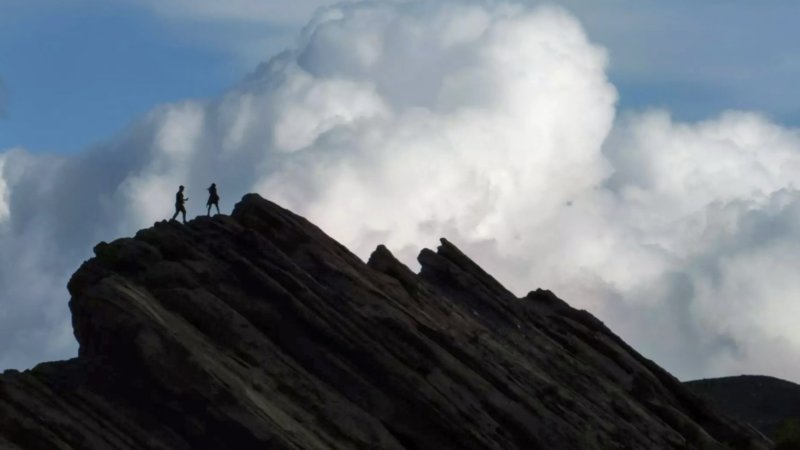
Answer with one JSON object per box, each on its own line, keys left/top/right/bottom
{"left": 687, "top": 375, "right": 800, "bottom": 437}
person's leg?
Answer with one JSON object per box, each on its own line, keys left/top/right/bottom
{"left": 215, "top": 203, "right": 220, "bottom": 215}
{"left": 181, "top": 206, "right": 187, "bottom": 223}
{"left": 207, "top": 204, "right": 211, "bottom": 216}
{"left": 172, "top": 206, "right": 179, "bottom": 221}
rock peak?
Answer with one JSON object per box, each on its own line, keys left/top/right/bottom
{"left": 1, "top": 194, "right": 770, "bottom": 450}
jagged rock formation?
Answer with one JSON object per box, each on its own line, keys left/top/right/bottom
{"left": 0, "top": 194, "right": 772, "bottom": 450}
{"left": 686, "top": 375, "right": 800, "bottom": 438}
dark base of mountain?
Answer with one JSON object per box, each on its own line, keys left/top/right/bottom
{"left": 687, "top": 375, "right": 800, "bottom": 438}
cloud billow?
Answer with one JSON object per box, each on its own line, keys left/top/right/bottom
{"left": 2, "top": 0, "right": 800, "bottom": 382}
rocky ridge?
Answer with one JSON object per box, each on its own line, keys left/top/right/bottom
{"left": 0, "top": 194, "right": 771, "bottom": 449}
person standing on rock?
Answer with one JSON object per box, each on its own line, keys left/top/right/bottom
{"left": 171, "top": 185, "right": 189, "bottom": 223}
{"left": 206, "top": 183, "right": 220, "bottom": 216}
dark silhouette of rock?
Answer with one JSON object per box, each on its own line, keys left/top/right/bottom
{"left": 0, "top": 194, "right": 772, "bottom": 449}
{"left": 687, "top": 375, "right": 800, "bottom": 438}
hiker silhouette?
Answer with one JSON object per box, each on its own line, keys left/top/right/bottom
{"left": 171, "top": 185, "right": 189, "bottom": 223}
{"left": 206, "top": 183, "right": 220, "bottom": 216}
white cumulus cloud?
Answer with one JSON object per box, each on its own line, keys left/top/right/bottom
{"left": 3, "top": 0, "right": 800, "bottom": 383}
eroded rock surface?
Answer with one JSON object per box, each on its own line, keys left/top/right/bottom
{"left": 0, "top": 194, "right": 771, "bottom": 449}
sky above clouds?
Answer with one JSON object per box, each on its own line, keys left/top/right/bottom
{"left": 0, "top": 76, "right": 8, "bottom": 118}
{"left": 3, "top": 0, "right": 800, "bottom": 384}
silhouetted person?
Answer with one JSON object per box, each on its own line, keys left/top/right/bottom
{"left": 206, "top": 183, "right": 220, "bottom": 216}
{"left": 171, "top": 185, "right": 189, "bottom": 223}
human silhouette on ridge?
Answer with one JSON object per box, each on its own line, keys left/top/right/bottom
{"left": 206, "top": 183, "right": 220, "bottom": 216}
{"left": 171, "top": 185, "right": 189, "bottom": 223}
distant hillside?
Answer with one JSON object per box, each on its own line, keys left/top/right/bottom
{"left": 686, "top": 375, "right": 800, "bottom": 437}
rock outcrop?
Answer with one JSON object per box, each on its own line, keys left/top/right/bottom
{"left": 0, "top": 194, "right": 771, "bottom": 450}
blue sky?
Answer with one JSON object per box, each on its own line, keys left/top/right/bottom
{"left": 2, "top": 1, "right": 800, "bottom": 155}
{"left": 4, "top": 0, "right": 800, "bottom": 382}
{"left": 0, "top": 2, "right": 242, "bottom": 153}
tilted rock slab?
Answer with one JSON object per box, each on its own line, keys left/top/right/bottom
{"left": 0, "top": 194, "right": 771, "bottom": 450}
